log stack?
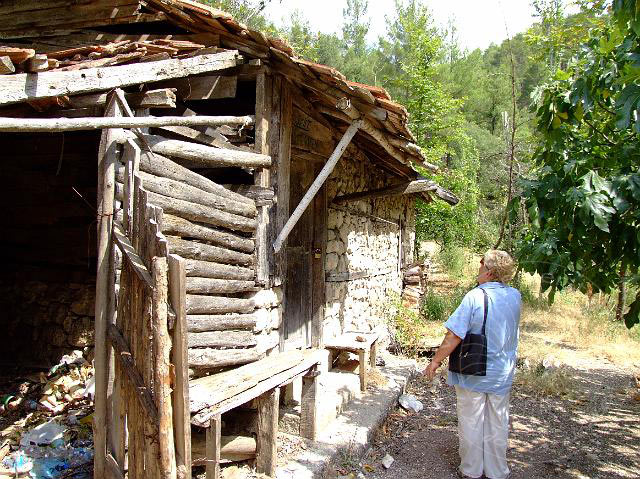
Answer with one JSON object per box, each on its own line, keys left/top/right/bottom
{"left": 113, "top": 121, "right": 278, "bottom": 375}
{"left": 401, "top": 261, "right": 430, "bottom": 311}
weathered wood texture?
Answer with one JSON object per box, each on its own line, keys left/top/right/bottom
{"left": 0, "top": 115, "right": 252, "bottom": 132}
{"left": 0, "top": 51, "right": 239, "bottom": 106}
{"left": 163, "top": 215, "right": 255, "bottom": 254}
{"left": 256, "top": 388, "right": 279, "bottom": 477}
{"left": 142, "top": 134, "right": 271, "bottom": 168}
{"left": 168, "top": 237, "right": 254, "bottom": 266}
{"left": 192, "top": 434, "right": 256, "bottom": 465}
{"left": 184, "top": 259, "right": 255, "bottom": 281}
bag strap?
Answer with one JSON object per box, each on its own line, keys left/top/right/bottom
{"left": 480, "top": 288, "right": 488, "bottom": 335}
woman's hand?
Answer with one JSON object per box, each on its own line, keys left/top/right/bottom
{"left": 423, "top": 360, "right": 441, "bottom": 381}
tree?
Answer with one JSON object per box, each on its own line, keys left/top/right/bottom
{"left": 515, "top": 0, "right": 640, "bottom": 328}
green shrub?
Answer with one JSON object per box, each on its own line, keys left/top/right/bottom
{"left": 421, "top": 290, "right": 450, "bottom": 322}
{"left": 437, "top": 244, "right": 467, "bottom": 278}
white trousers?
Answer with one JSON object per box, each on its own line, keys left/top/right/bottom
{"left": 455, "top": 385, "right": 511, "bottom": 479}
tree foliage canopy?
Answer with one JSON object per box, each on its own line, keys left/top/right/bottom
{"left": 516, "top": 0, "right": 640, "bottom": 327}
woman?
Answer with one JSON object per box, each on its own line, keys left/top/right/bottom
{"left": 424, "top": 250, "right": 521, "bottom": 479}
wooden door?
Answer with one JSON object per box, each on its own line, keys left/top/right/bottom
{"left": 284, "top": 157, "right": 326, "bottom": 349}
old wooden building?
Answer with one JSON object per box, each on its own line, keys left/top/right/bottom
{"left": 0, "top": 1, "right": 457, "bottom": 478}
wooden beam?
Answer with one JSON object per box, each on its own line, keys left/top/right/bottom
{"left": 333, "top": 179, "right": 437, "bottom": 203}
{"left": 0, "top": 115, "right": 254, "bottom": 132}
{"left": 112, "top": 220, "right": 153, "bottom": 289}
{"left": 273, "top": 119, "right": 362, "bottom": 253}
{"left": 0, "top": 50, "right": 239, "bottom": 106}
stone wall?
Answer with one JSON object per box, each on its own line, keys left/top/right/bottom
{"left": 0, "top": 278, "right": 95, "bottom": 365}
{"left": 324, "top": 152, "right": 416, "bottom": 341}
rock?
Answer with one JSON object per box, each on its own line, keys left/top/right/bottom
{"left": 381, "top": 454, "right": 394, "bottom": 469}
{"left": 70, "top": 288, "right": 95, "bottom": 316}
{"left": 326, "top": 253, "right": 339, "bottom": 271}
{"left": 399, "top": 394, "right": 424, "bottom": 413}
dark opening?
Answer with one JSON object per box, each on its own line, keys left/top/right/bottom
{"left": 0, "top": 131, "right": 100, "bottom": 368}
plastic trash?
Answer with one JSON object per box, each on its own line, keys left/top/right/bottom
{"left": 20, "top": 419, "right": 66, "bottom": 447}
{"left": 3, "top": 451, "right": 34, "bottom": 476}
{"left": 398, "top": 394, "right": 424, "bottom": 413}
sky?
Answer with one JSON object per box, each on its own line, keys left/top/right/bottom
{"left": 262, "top": 0, "right": 542, "bottom": 52}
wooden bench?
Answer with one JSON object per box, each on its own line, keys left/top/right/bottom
{"left": 324, "top": 332, "right": 379, "bottom": 391}
{"left": 188, "top": 349, "right": 323, "bottom": 478}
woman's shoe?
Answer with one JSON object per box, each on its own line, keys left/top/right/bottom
{"left": 456, "top": 468, "right": 482, "bottom": 479}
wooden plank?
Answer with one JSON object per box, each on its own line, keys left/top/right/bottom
{"left": 155, "top": 74, "right": 237, "bottom": 100}
{"left": 324, "top": 332, "right": 379, "bottom": 351}
{"left": 273, "top": 120, "right": 362, "bottom": 253}
{"left": 155, "top": 125, "right": 248, "bottom": 151}
{"left": 0, "top": 50, "right": 238, "bottom": 106}
{"left": 112, "top": 220, "right": 153, "bottom": 289}
{"left": 333, "top": 179, "right": 438, "bottom": 203}
{"left": 93, "top": 93, "right": 121, "bottom": 479}
{"left": 206, "top": 415, "right": 222, "bottom": 479}
{"left": 358, "top": 350, "right": 368, "bottom": 391}
{"left": 163, "top": 215, "right": 254, "bottom": 254}
{"left": 190, "top": 351, "right": 322, "bottom": 426}
{"left": 256, "top": 388, "right": 279, "bottom": 477}
{"left": 311, "top": 161, "right": 326, "bottom": 348}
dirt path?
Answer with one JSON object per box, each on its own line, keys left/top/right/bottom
{"left": 360, "top": 359, "right": 640, "bottom": 479}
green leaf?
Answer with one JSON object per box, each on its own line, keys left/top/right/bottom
{"left": 615, "top": 83, "right": 640, "bottom": 130}
{"left": 624, "top": 295, "right": 640, "bottom": 328}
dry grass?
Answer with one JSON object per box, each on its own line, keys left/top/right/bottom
{"left": 403, "top": 248, "right": 640, "bottom": 396}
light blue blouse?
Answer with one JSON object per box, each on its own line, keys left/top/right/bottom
{"left": 444, "top": 282, "right": 521, "bottom": 396}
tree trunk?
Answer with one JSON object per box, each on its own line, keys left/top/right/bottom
{"left": 616, "top": 262, "right": 627, "bottom": 321}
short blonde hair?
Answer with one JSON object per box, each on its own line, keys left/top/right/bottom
{"left": 483, "top": 250, "right": 516, "bottom": 283}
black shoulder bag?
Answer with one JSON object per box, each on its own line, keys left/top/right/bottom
{"left": 448, "top": 288, "right": 488, "bottom": 376}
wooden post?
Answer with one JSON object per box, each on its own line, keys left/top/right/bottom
{"left": 168, "top": 255, "right": 191, "bottom": 479}
{"left": 300, "top": 371, "right": 320, "bottom": 440}
{"left": 370, "top": 340, "right": 378, "bottom": 369}
{"left": 273, "top": 120, "right": 362, "bottom": 253}
{"left": 254, "top": 72, "right": 271, "bottom": 284}
{"left": 152, "top": 257, "right": 177, "bottom": 479}
{"left": 256, "top": 387, "right": 280, "bottom": 476}
{"left": 358, "top": 350, "right": 368, "bottom": 392}
{"left": 94, "top": 93, "right": 122, "bottom": 478}
{"left": 206, "top": 414, "right": 222, "bottom": 479}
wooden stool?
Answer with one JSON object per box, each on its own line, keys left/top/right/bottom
{"left": 325, "top": 332, "right": 379, "bottom": 391}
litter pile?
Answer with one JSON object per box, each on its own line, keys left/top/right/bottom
{"left": 401, "top": 261, "right": 430, "bottom": 310}
{"left": 0, "top": 350, "right": 94, "bottom": 478}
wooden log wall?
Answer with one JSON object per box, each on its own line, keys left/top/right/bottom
{"left": 111, "top": 108, "right": 280, "bottom": 374}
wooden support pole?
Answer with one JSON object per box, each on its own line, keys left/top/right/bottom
{"left": 206, "top": 414, "right": 222, "bottom": 479}
{"left": 273, "top": 119, "right": 362, "bottom": 253}
{"left": 0, "top": 115, "right": 254, "bottom": 132}
{"left": 152, "top": 257, "right": 177, "bottom": 479}
{"left": 333, "top": 179, "right": 436, "bottom": 203}
{"left": 168, "top": 255, "right": 191, "bottom": 479}
{"left": 358, "top": 350, "right": 368, "bottom": 392}
{"left": 256, "top": 387, "right": 280, "bottom": 477}
{"left": 93, "top": 94, "right": 121, "bottom": 479}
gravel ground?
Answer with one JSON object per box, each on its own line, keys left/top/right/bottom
{"left": 353, "top": 359, "right": 640, "bottom": 479}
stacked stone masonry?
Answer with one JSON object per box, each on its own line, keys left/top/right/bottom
{"left": 324, "top": 152, "right": 416, "bottom": 341}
